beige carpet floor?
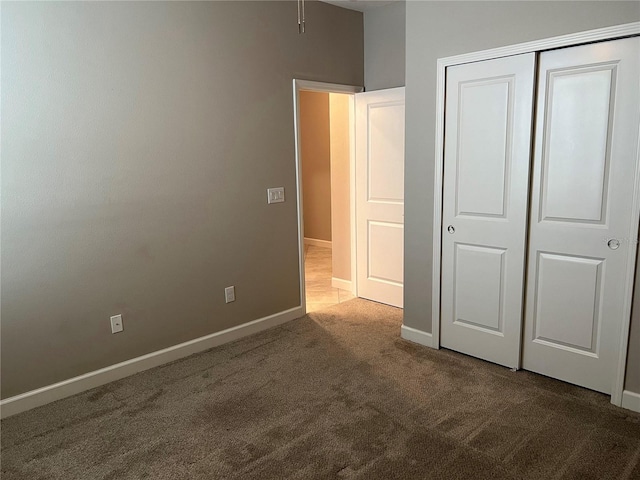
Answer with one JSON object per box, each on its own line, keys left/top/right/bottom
{"left": 2, "top": 299, "right": 639, "bottom": 479}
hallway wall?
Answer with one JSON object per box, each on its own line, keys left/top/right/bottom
{"left": 300, "top": 91, "right": 332, "bottom": 243}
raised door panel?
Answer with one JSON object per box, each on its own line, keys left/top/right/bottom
{"left": 454, "top": 244, "right": 506, "bottom": 334}
{"left": 541, "top": 66, "right": 616, "bottom": 224}
{"left": 368, "top": 221, "right": 404, "bottom": 286}
{"left": 457, "top": 78, "right": 512, "bottom": 218}
{"left": 532, "top": 253, "right": 603, "bottom": 354}
{"left": 368, "top": 103, "right": 405, "bottom": 203}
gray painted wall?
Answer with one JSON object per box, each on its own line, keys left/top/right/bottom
{"left": 364, "top": 1, "right": 405, "bottom": 90}
{"left": 1, "top": 1, "right": 363, "bottom": 398}
{"left": 403, "top": 2, "right": 640, "bottom": 391}
{"left": 300, "top": 91, "right": 332, "bottom": 242}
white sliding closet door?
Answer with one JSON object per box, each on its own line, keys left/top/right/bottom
{"left": 440, "top": 54, "right": 536, "bottom": 368}
{"left": 522, "top": 37, "right": 640, "bottom": 394}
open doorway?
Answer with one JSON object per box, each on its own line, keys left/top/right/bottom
{"left": 300, "top": 90, "right": 352, "bottom": 312}
{"left": 293, "top": 80, "right": 362, "bottom": 314}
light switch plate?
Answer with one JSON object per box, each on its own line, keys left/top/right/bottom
{"left": 267, "top": 187, "right": 285, "bottom": 204}
{"left": 110, "top": 314, "right": 124, "bottom": 334}
{"left": 225, "top": 286, "right": 235, "bottom": 303}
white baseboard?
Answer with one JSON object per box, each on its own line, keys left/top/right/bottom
{"left": 304, "top": 237, "right": 332, "bottom": 249}
{"left": 331, "top": 277, "right": 352, "bottom": 292}
{"left": 400, "top": 324, "right": 435, "bottom": 349}
{"left": 621, "top": 390, "right": 640, "bottom": 413}
{"left": 0, "top": 306, "right": 304, "bottom": 419}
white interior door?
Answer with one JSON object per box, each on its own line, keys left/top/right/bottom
{"left": 440, "top": 54, "right": 536, "bottom": 368}
{"left": 522, "top": 37, "right": 640, "bottom": 394}
{"left": 355, "top": 87, "right": 405, "bottom": 308}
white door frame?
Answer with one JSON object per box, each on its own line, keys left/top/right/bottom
{"left": 428, "top": 22, "right": 640, "bottom": 407}
{"left": 292, "top": 79, "right": 363, "bottom": 314}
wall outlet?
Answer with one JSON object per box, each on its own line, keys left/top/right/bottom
{"left": 267, "top": 187, "right": 285, "bottom": 204}
{"left": 225, "top": 286, "right": 236, "bottom": 303}
{"left": 110, "top": 314, "right": 124, "bottom": 334}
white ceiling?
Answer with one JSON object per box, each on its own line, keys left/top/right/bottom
{"left": 320, "top": 0, "right": 401, "bottom": 13}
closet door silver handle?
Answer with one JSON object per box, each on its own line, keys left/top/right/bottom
{"left": 447, "top": 225, "right": 455, "bottom": 234}
{"left": 608, "top": 238, "right": 620, "bottom": 250}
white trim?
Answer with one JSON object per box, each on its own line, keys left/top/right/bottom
{"left": 331, "top": 277, "right": 352, "bottom": 292}
{"left": 293, "top": 80, "right": 361, "bottom": 95}
{"left": 436, "top": 23, "right": 640, "bottom": 69}
{"left": 304, "top": 237, "right": 332, "bottom": 249}
{"left": 293, "top": 79, "right": 363, "bottom": 313}
{"left": 432, "top": 56, "right": 445, "bottom": 351}
{"left": 349, "top": 94, "right": 358, "bottom": 297}
{"left": 431, "top": 23, "right": 640, "bottom": 405}
{"left": 0, "top": 306, "right": 304, "bottom": 419}
{"left": 621, "top": 390, "right": 640, "bottom": 413}
{"left": 400, "top": 324, "right": 434, "bottom": 349}
{"left": 293, "top": 81, "right": 307, "bottom": 316}
{"left": 612, "top": 112, "right": 640, "bottom": 406}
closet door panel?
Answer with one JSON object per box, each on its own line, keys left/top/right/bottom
{"left": 522, "top": 37, "right": 640, "bottom": 394}
{"left": 440, "top": 53, "right": 536, "bottom": 368}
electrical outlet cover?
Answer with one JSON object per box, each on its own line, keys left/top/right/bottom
{"left": 267, "top": 187, "right": 285, "bottom": 204}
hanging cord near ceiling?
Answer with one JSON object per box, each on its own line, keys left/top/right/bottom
{"left": 297, "top": 0, "right": 305, "bottom": 34}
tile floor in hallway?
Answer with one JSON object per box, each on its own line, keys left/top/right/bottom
{"left": 305, "top": 244, "right": 355, "bottom": 313}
